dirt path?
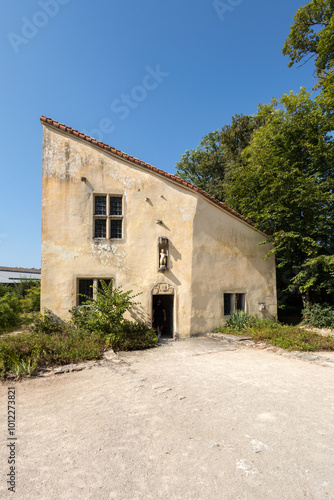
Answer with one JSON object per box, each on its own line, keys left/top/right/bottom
{"left": 1, "top": 337, "right": 334, "bottom": 500}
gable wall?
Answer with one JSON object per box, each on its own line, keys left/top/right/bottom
{"left": 41, "top": 126, "right": 196, "bottom": 335}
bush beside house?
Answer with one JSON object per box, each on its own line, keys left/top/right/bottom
{"left": 0, "top": 282, "right": 157, "bottom": 379}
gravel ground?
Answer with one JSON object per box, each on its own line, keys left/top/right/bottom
{"left": 1, "top": 336, "right": 334, "bottom": 500}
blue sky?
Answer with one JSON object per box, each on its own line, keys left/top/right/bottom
{"left": 1, "top": 0, "right": 314, "bottom": 268}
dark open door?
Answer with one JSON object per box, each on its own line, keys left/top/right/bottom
{"left": 152, "top": 294, "right": 174, "bottom": 338}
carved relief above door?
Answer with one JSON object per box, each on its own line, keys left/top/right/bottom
{"left": 152, "top": 283, "right": 174, "bottom": 295}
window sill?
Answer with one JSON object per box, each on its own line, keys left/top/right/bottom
{"left": 92, "top": 238, "right": 125, "bottom": 243}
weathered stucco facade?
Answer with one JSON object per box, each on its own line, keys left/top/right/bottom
{"left": 41, "top": 116, "right": 277, "bottom": 337}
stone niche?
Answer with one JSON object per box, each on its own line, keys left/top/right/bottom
{"left": 158, "top": 237, "right": 169, "bottom": 272}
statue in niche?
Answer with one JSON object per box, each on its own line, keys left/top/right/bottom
{"left": 159, "top": 248, "right": 167, "bottom": 268}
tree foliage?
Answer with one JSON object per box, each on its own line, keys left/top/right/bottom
{"left": 283, "top": 0, "right": 334, "bottom": 105}
{"left": 175, "top": 3, "right": 334, "bottom": 306}
{"left": 175, "top": 114, "right": 263, "bottom": 201}
{"left": 225, "top": 89, "right": 334, "bottom": 302}
{"left": 175, "top": 130, "right": 225, "bottom": 200}
{"left": 176, "top": 89, "right": 334, "bottom": 303}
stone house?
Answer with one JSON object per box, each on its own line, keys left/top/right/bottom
{"left": 40, "top": 116, "right": 277, "bottom": 338}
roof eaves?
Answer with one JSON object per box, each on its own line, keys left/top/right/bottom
{"left": 40, "top": 116, "right": 265, "bottom": 234}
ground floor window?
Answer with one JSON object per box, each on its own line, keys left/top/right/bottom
{"left": 224, "top": 293, "right": 246, "bottom": 316}
{"left": 77, "top": 278, "right": 112, "bottom": 305}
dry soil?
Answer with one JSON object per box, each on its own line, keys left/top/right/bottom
{"left": 1, "top": 337, "right": 334, "bottom": 500}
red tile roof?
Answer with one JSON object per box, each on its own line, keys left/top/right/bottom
{"left": 40, "top": 116, "right": 258, "bottom": 231}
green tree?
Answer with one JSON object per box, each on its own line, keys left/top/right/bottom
{"left": 175, "top": 130, "right": 226, "bottom": 201}
{"left": 225, "top": 89, "right": 334, "bottom": 304}
{"left": 175, "top": 114, "right": 263, "bottom": 202}
{"left": 283, "top": 0, "right": 334, "bottom": 106}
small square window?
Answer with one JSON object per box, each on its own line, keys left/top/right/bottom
{"left": 224, "top": 293, "right": 246, "bottom": 316}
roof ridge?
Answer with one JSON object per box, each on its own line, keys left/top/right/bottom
{"left": 40, "top": 116, "right": 257, "bottom": 230}
{"left": 0, "top": 267, "right": 41, "bottom": 273}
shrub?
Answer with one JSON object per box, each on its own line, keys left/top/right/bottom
{"left": 0, "top": 283, "right": 10, "bottom": 297}
{"left": 0, "top": 280, "right": 158, "bottom": 378}
{"left": 0, "top": 293, "right": 21, "bottom": 329}
{"left": 31, "top": 309, "right": 65, "bottom": 335}
{"left": 71, "top": 281, "right": 141, "bottom": 336}
{"left": 106, "top": 320, "right": 158, "bottom": 351}
{"left": 71, "top": 282, "right": 156, "bottom": 352}
{"left": 0, "top": 280, "right": 41, "bottom": 333}
{"left": 225, "top": 310, "right": 251, "bottom": 330}
{"left": 0, "top": 326, "right": 105, "bottom": 379}
{"left": 302, "top": 303, "right": 334, "bottom": 329}
{"left": 20, "top": 282, "right": 40, "bottom": 313}
{"left": 13, "top": 279, "right": 39, "bottom": 300}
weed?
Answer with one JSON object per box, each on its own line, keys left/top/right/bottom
{"left": 215, "top": 316, "right": 334, "bottom": 352}
{"left": 302, "top": 303, "right": 334, "bottom": 329}
{"left": 225, "top": 310, "right": 251, "bottom": 329}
